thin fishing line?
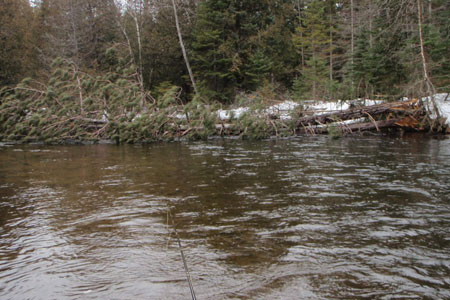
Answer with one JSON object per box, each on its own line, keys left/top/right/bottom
{"left": 167, "top": 208, "right": 197, "bottom": 300}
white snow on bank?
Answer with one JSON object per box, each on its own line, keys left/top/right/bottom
{"left": 266, "top": 101, "right": 300, "bottom": 113}
{"left": 422, "top": 93, "right": 450, "bottom": 125}
{"left": 306, "top": 101, "right": 349, "bottom": 113}
{"left": 265, "top": 101, "right": 300, "bottom": 120}
{"left": 215, "top": 99, "right": 386, "bottom": 121}
{"left": 304, "top": 99, "right": 385, "bottom": 115}
{"left": 216, "top": 101, "right": 300, "bottom": 121}
{"left": 183, "top": 94, "right": 449, "bottom": 125}
{"left": 217, "top": 107, "right": 249, "bottom": 120}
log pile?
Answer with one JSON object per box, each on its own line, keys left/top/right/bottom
{"left": 294, "top": 99, "right": 447, "bottom": 135}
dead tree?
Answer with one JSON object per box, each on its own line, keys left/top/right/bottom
{"left": 171, "top": 0, "right": 198, "bottom": 95}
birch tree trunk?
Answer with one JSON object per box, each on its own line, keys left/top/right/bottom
{"left": 113, "top": 1, "right": 136, "bottom": 66}
{"left": 68, "top": 0, "right": 80, "bottom": 64}
{"left": 171, "top": 0, "right": 198, "bottom": 95}
{"left": 132, "top": 13, "right": 144, "bottom": 89}
{"left": 417, "top": 0, "right": 439, "bottom": 117}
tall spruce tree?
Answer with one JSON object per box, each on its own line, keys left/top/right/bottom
{"left": 191, "top": 0, "right": 236, "bottom": 101}
{"left": 192, "top": 0, "right": 294, "bottom": 101}
{"left": 246, "top": 0, "right": 298, "bottom": 89}
{"left": 292, "top": 0, "right": 331, "bottom": 100}
{"left": 350, "top": 0, "right": 408, "bottom": 99}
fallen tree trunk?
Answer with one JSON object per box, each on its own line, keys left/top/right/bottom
{"left": 295, "top": 100, "right": 420, "bottom": 128}
{"left": 292, "top": 99, "right": 438, "bottom": 135}
{"left": 296, "top": 118, "right": 401, "bottom": 134}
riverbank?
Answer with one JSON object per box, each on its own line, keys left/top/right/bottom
{"left": 1, "top": 95, "right": 449, "bottom": 144}
{"left": 1, "top": 58, "right": 448, "bottom": 144}
{"left": 1, "top": 70, "right": 449, "bottom": 144}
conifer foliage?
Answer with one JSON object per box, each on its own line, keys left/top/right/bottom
{"left": 0, "top": 0, "right": 449, "bottom": 143}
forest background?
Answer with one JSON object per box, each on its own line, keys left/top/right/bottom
{"left": 0, "top": 0, "right": 449, "bottom": 142}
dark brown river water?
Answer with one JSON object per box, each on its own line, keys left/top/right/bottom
{"left": 1, "top": 136, "right": 449, "bottom": 299}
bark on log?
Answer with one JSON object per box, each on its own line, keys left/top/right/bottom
{"left": 296, "top": 100, "right": 421, "bottom": 128}
{"left": 296, "top": 118, "right": 401, "bottom": 134}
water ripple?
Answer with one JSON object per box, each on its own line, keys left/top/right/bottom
{"left": 0, "top": 137, "right": 449, "bottom": 299}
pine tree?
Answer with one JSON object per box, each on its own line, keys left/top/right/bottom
{"left": 0, "top": 0, "right": 39, "bottom": 86}
{"left": 349, "top": 0, "right": 409, "bottom": 99}
{"left": 247, "top": 0, "right": 298, "bottom": 89}
{"left": 292, "top": 0, "right": 331, "bottom": 100}
{"left": 426, "top": 0, "right": 450, "bottom": 90}
{"left": 191, "top": 0, "right": 236, "bottom": 101}
{"left": 191, "top": 0, "right": 293, "bottom": 100}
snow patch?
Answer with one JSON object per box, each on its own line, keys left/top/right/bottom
{"left": 102, "top": 110, "right": 109, "bottom": 122}
{"left": 306, "top": 101, "right": 350, "bottom": 113}
{"left": 304, "top": 99, "right": 385, "bottom": 115}
{"left": 265, "top": 101, "right": 300, "bottom": 120}
{"left": 217, "top": 107, "right": 249, "bottom": 120}
{"left": 422, "top": 93, "right": 450, "bottom": 125}
{"left": 216, "top": 99, "right": 388, "bottom": 121}
{"left": 266, "top": 101, "right": 300, "bottom": 113}
{"left": 182, "top": 95, "right": 450, "bottom": 127}
{"left": 175, "top": 113, "right": 187, "bottom": 120}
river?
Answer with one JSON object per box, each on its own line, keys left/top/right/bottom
{"left": 1, "top": 136, "right": 449, "bottom": 299}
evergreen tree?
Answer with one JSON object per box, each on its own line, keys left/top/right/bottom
{"left": 350, "top": 0, "right": 408, "bottom": 99}
{"left": 191, "top": 0, "right": 294, "bottom": 101}
{"left": 0, "top": 0, "right": 39, "bottom": 86}
{"left": 191, "top": 0, "right": 236, "bottom": 101}
{"left": 247, "top": 0, "right": 298, "bottom": 89}
{"left": 141, "top": 4, "right": 188, "bottom": 92}
{"left": 426, "top": 0, "right": 450, "bottom": 91}
{"left": 292, "top": 0, "right": 331, "bottom": 100}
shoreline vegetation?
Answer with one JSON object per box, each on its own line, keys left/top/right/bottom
{"left": 0, "top": 57, "right": 448, "bottom": 144}
{"left": 1, "top": 1, "right": 449, "bottom": 144}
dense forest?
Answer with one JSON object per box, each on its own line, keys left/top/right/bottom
{"left": 0, "top": 0, "right": 449, "bottom": 142}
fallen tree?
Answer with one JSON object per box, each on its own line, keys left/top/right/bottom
{"left": 0, "top": 54, "right": 448, "bottom": 144}
{"left": 294, "top": 99, "right": 448, "bottom": 135}
{"left": 295, "top": 100, "right": 419, "bottom": 127}
{"left": 297, "top": 118, "right": 401, "bottom": 135}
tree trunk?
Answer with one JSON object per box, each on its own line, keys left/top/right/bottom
{"left": 118, "top": 21, "right": 135, "bottom": 64}
{"left": 312, "top": 51, "right": 317, "bottom": 100}
{"left": 350, "top": 0, "right": 354, "bottom": 67}
{"left": 295, "top": 100, "right": 421, "bottom": 127}
{"left": 417, "top": 0, "right": 439, "bottom": 117}
{"left": 297, "top": 118, "right": 401, "bottom": 134}
{"left": 68, "top": 0, "right": 80, "bottom": 64}
{"left": 329, "top": 0, "right": 333, "bottom": 98}
{"left": 297, "top": 0, "right": 305, "bottom": 69}
{"left": 368, "top": 0, "right": 373, "bottom": 48}
{"left": 172, "top": 0, "right": 198, "bottom": 95}
{"left": 132, "top": 13, "right": 144, "bottom": 89}
{"left": 350, "top": 0, "right": 355, "bottom": 97}
{"left": 428, "top": 0, "right": 432, "bottom": 23}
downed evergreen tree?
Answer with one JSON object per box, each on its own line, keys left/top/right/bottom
{"left": 295, "top": 99, "right": 449, "bottom": 135}
{"left": 0, "top": 44, "right": 447, "bottom": 144}
{"left": 0, "top": 46, "right": 220, "bottom": 143}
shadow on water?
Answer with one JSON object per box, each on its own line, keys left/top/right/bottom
{"left": 0, "top": 136, "right": 450, "bottom": 299}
